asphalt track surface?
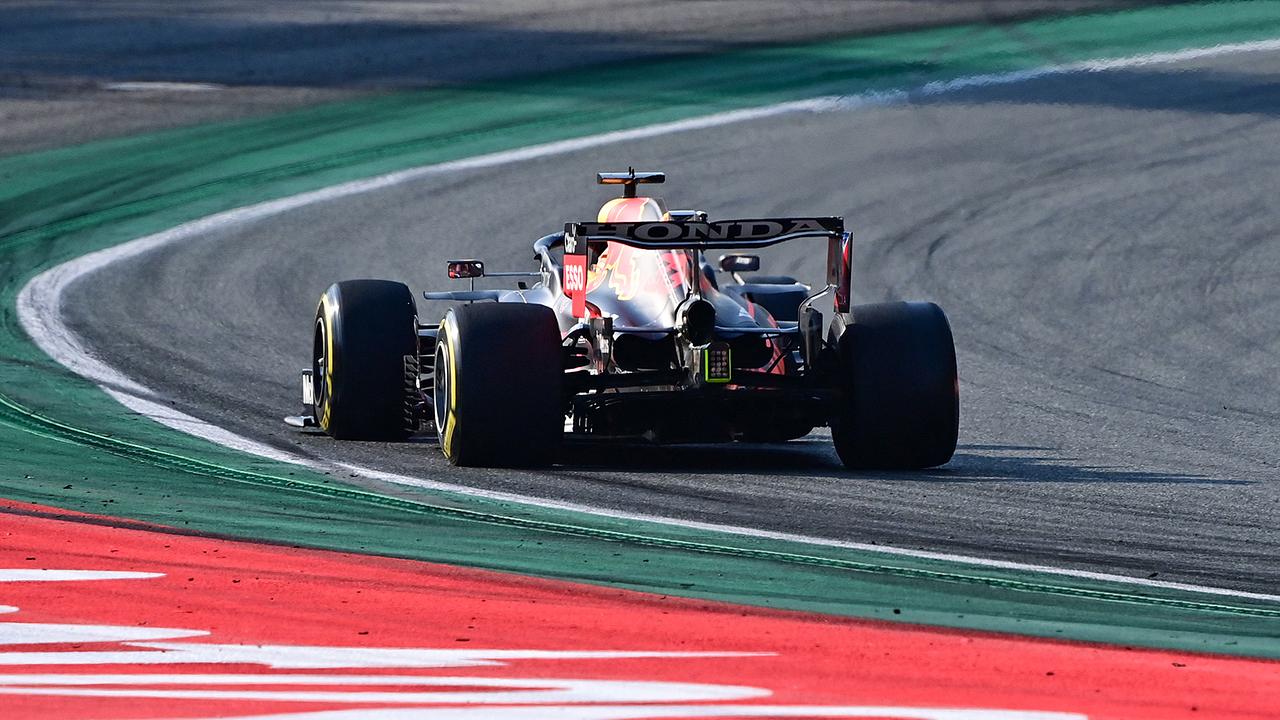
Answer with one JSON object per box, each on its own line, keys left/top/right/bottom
{"left": 64, "top": 46, "right": 1280, "bottom": 593}
{"left": 0, "top": 0, "right": 1175, "bottom": 154}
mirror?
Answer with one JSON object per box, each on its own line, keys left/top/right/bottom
{"left": 447, "top": 259, "right": 484, "bottom": 279}
{"left": 718, "top": 254, "right": 760, "bottom": 273}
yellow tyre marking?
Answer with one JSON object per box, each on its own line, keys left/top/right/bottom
{"left": 440, "top": 313, "right": 461, "bottom": 459}
{"left": 318, "top": 293, "right": 337, "bottom": 431}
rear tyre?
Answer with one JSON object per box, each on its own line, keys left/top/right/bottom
{"left": 433, "top": 303, "right": 564, "bottom": 467}
{"left": 313, "top": 279, "right": 418, "bottom": 441}
{"left": 831, "top": 302, "right": 958, "bottom": 469}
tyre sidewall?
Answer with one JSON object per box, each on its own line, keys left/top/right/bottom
{"left": 435, "top": 303, "right": 563, "bottom": 466}
{"left": 833, "top": 301, "right": 959, "bottom": 469}
{"left": 315, "top": 280, "right": 417, "bottom": 440}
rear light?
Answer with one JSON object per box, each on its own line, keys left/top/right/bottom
{"left": 703, "top": 342, "right": 732, "bottom": 384}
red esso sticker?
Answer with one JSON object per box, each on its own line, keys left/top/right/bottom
{"left": 564, "top": 255, "right": 588, "bottom": 317}
{"left": 564, "top": 261, "right": 585, "bottom": 292}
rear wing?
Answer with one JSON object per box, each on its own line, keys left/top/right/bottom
{"left": 560, "top": 216, "right": 853, "bottom": 316}
{"left": 564, "top": 217, "right": 843, "bottom": 252}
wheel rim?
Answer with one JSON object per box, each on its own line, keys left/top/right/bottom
{"left": 432, "top": 337, "right": 451, "bottom": 445}
{"left": 312, "top": 317, "right": 329, "bottom": 414}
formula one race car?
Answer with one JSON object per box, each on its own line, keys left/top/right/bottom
{"left": 287, "top": 170, "right": 958, "bottom": 469}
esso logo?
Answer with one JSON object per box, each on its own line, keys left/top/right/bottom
{"left": 564, "top": 262, "right": 586, "bottom": 293}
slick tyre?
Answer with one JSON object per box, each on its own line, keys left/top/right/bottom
{"left": 433, "top": 303, "right": 564, "bottom": 467}
{"left": 832, "top": 301, "right": 958, "bottom": 469}
{"left": 313, "top": 279, "right": 418, "bottom": 441}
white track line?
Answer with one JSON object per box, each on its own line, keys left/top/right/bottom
{"left": 102, "top": 81, "right": 223, "bottom": 92}
{"left": 0, "top": 570, "right": 163, "bottom": 583}
{"left": 17, "top": 38, "right": 1280, "bottom": 603}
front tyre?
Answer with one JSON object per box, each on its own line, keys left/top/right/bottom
{"left": 313, "top": 279, "right": 417, "bottom": 441}
{"left": 433, "top": 303, "right": 564, "bottom": 467}
{"left": 831, "top": 301, "right": 959, "bottom": 469}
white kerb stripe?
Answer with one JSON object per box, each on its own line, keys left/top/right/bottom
{"left": 0, "top": 570, "right": 163, "bottom": 583}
